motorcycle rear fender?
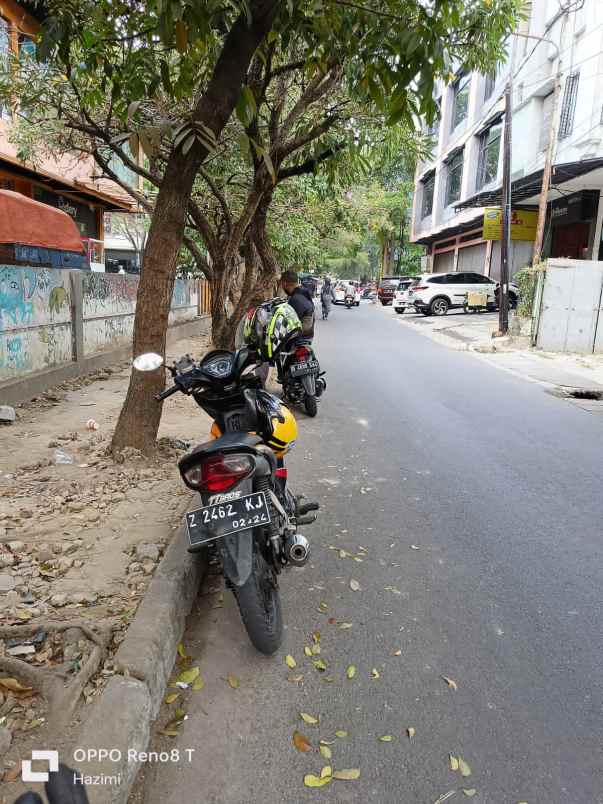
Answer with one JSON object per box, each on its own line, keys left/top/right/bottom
{"left": 301, "top": 374, "right": 316, "bottom": 396}
{"left": 209, "top": 452, "right": 273, "bottom": 587}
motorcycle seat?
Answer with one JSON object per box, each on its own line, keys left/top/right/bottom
{"left": 188, "top": 431, "right": 264, "bottom": 457}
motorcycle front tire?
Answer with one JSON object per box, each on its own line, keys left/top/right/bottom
{"left": 233, "top": 549, "right": 283, "bottom": 655}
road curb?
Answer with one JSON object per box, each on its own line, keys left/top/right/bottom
{"left": 73, "top": 518, "right": 207, "bottom": 804}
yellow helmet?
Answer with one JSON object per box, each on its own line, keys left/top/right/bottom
{"left": 256, "top": 391, "right": 297, "bottom": 455}
{"left": 266, "top": 403, "right": 297, "bottom": 455}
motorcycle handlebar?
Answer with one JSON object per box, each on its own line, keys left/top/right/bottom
{"left": 155, "top": 384, "right": 181, "bottom": 401}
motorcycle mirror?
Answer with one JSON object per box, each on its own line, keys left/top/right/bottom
{"left": 133, "top": 352, "right": 164, "bottom": 372}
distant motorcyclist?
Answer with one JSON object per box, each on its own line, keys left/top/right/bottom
{"left": 320, "top": 277, "right": 336, "bottom": 320}
{"left": 281, "top": 270, "right": 315, "bottom": 338}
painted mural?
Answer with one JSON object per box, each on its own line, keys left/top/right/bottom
{"left": 1, "top": 266, "right": 200, "bottom": 379}
{"left": 0, "top": 266, "right": 73, "bottom": 381}
{"left": 0, "top": 266, "right": 71, "bottom": 331}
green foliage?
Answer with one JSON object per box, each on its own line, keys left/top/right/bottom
{"left": 515, "top": 267, "right": 540, "bottom": 318}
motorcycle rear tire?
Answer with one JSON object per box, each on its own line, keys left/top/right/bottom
{"left": 233, "top": 550, "right": 283, "bottom": 655}
{"left": 304, "top": 394, "right": 318, "bottom": 417}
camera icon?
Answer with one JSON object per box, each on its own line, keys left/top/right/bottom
{"left": 22, "top": 750, "right": 59, "bottom": 782}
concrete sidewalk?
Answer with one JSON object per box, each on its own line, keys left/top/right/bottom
{"left": 383, "top": 305, "right": 603, "bottom": 393}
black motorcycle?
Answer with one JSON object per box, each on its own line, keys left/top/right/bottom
{"left": 277, "top": 338, "right": 326, "bottom": 418}
{"left": 134, "top": 348, "right": 318, "bottom": 655}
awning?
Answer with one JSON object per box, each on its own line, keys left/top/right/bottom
{"left": 0, "top": 153, "right": 133, "bottom": 212}
{"left": 455, "top": 158, "right": 603, "bottom": 210}
{"left": 0, "top": 189, "right": 84, "bottom": 252}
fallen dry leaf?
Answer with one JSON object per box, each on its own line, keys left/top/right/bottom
{"left": 292, "top": 730, "right": 312, "bottom": 753}
{"left": 407, "top": 727, "right": 416, "bottom": 739}
{"left": 192, "top": 678, "right": 205, "bottom": 691}
{"left": 312, "top": 631, "right": 321, "bottom": 643}
{"left": 392, "top": 649, "right": 402, "bottom": 656}
{"left": 304, "top": 774, "right": 331, "bottom": 788}
{"left": 328, "top": 617, "right": 338, "bottom": 625}
{"left": 335, "top": 730, "right": 348, "bottom": 738}
{"left": 449, "top": 754, "right": 459, "bottom": 772}
{"left": 463, "top": 791, "right": 477, "bottom": 798}
{"left": 0, "top": 677, "right": 32, "bottom": 693}
{"left": 320, "top": 766, "right": 332, "bottom": 779}
{"left": 227, "top": 674, "right": 240, "bottom": 689}
{"left": 333, "top": 769, "right": 361, "bottom": 780}
{"left": 349, "top": 579, "right": 361, "bottom": 591}
{"left": 288, "top": 674, "right": 304, "bottom": 683}
{"left": 320, "top": 739, "right": 336, "bottom": 746}
{"left": 158, "top": 718, "right": 183, "bottom": 737}
{"left": 319, "top": 744, "right": 332, "bottom": 759}
{"left": 379, "top": 735, "right": 393, "bottom": 742}
{"left": 300, "top": 712, "right": 319, "bottom": 725}
{"left": 458, "top": 758, "right": 472, "bottom": 777}
{"left": 319, "top": 601, "right": 329, "bottom": 612}
{"left": 339, "top": 622, "right": 353, "bottom": 629}
{"left": 164, "top": 692, "right": 179, "bottom": 705}
{"left": 371, "top": 668, "right": 380, "bottom": 679}
{"left": 313, "top": 659, "right": 327, "bottom": 672}
{"left": 304, "top": 646, "right": 313, "bottom": 657}
{"left": 311, "top": 644, "right": 321, "bottom": 656}
{"left": 285, "top": 655, "right": 297, "bottom": 669}
{"left": 442, "top": 676, "right": 458, "bottom": 691}
{"left": 177, "top": 667, "right": 200, "bottom": 686}
{"left": 346, "top": 665, "right": 356, "bottom": 679}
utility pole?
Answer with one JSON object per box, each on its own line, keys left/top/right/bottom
{"left": 532, "top": 72, "right": 562, "bottom": 264}
{"left": 499, "top": 79, "right": 512, "bottom": 335}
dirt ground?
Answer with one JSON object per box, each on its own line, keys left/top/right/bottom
{"left": 0, "top": 332, "right": 213, "bottom": 794}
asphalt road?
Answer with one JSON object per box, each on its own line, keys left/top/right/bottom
{"left": 135, "top": 301, "right": 603, "bottom": 804}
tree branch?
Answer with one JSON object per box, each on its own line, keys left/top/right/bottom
{"left": 278, "top": 141, "right": 347, "bottom": 180}
{"left": 199, "top": 167, "right": 232, "bottom": 234}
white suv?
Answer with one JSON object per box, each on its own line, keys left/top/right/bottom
{"left": 393, "top": 278, "right": 417, "bottom": 314}
{"left": 408, "top": 272, "right": 518, "bottom": 316}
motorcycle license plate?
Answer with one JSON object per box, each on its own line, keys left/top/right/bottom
{"left": 185, "top": 492, "right": 271, "bottom": 547}
{"left": 290, "top": 359, "right": 319, "bottom": 377}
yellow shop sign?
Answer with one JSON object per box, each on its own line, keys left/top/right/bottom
{"left": 483, "top": 208, "right": 538, "bottom": 241}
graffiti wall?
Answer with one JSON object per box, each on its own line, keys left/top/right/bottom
{"left": 0, "top": 266, "right": 201, "bottom": 384}
{"left": 82, "top": 273, "right": 199, "bottom": 355}
{"left": 169, "top": 278, "right": 199, "bottom": 325}
{"left": 0, "top": 266, "right": 72, "bottom": 381}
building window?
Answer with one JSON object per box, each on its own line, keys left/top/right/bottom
{"left": 558, "top": 72, "right": 579, "bottom": 139}
{"left": 451, "top": 73, "right": 470, "bottom": 132}
{"left": 421, "top": 172, "right": 435, "bottom": 218}
{"left": 484, "top": 72, "right": 496, "bottom": 101}
{"left": 427, "top": 98, "right": 441, "bottom": 140}
{"left": 445, "top": 150, "right": 464, "bottom": 206}
{"left": 477, "top": 121, "right": 502, "bottom": 189}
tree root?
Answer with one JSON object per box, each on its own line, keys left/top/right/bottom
{"left": 0, "top": 617, "right": 116, "bottom": 729}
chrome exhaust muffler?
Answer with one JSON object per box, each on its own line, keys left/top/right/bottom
{"left": 285, "top": 533, "right": 310, "bottom": 566}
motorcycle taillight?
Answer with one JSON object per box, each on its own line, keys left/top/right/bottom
{"left": 295, "top": 346, "right": 310, "bottom": 360}
{"left": 183, "top": 454, "right": 253, "bottom": 493}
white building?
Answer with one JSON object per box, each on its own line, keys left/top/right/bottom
{"left": 410, "top": 0, "right": 603, "bottom": 278}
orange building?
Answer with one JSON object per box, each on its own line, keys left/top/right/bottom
{"left": 0, "top": 0, "right": 134, "bottom": 269}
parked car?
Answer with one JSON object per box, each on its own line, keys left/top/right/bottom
{"left": 408, "top": 272, "right": 519, "bottom": 316}
{"left": 377, "top": 276, "right": 399, "bottom": 305}
{"left": 393, "top": 278, "right": 418, "bottom": 314}
{"left": 334, "top": 280, "right": 361, "bottom": 305}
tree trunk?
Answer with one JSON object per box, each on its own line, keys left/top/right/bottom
{"left": 112, "top": 155, "right": 199, "bottom": 454}
{"left": 110, "top": 0, "right": 280, "bottom": 454}
{"left": 209, "top": 258, "right": 232, "bottom": 349}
